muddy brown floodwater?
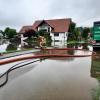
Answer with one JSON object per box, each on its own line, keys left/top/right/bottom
{"left": 0, "top": 49, "right": 100, "bottom": 100}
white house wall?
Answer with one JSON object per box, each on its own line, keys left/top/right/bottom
{"left": 37, "top": 23, "right": 68, "bottom": 42}
{"left": 21, "top": 34, "right": 28, "bottom": 47}
{"left": 50, "top": 32, "right": 68, "bottom": 42}
{"left": 38, "top": 23, "right": 51, "bottom": 32}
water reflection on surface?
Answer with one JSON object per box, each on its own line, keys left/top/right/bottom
{"left": 0, "top": 39, "right": 92, "bottom": 53}
{"left": 34, "top": 48, "right": 92, "bottom": 57}
{"left": 91, "top": 51, "right": 100, "bottom": 99}
{"left": 91, "top": 52, "right": 100, "bottom": 78}
{"left": 0, "top": 40, "right": 100, "bottom": 100}
{"left": 0, "top": 54, "right": 99, "bottom": 100}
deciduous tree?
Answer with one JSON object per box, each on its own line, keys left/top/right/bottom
{"left": 4, "top": 27, "right": 17, "bottom": 39}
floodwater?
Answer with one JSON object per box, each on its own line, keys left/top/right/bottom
{"left": 0, "top": 39, "right": 100, "bottom": 100}
{"left": 0, "top": 48, "right": 100, "bottom": 100}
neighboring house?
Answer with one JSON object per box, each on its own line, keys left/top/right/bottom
{"left": 19, "top": 26, "right": 36, "bottom": 46}
{"left": 19, "top": 18, "right": 74, "bottom": 43}
{"left": 20, "top": 26, "right": 36, "bottom": 40}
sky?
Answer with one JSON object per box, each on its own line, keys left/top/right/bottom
{"left": 0, "top": 0, "right": 100, "bottom": 32}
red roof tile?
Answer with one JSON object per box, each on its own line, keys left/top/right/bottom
{"left": 19, "top": 26, "right": 35, "bottom": 33}
{"left": 19, "top": 18, "right": 72, "bottom": 33}
{"left": 32, "top": 18, "right": 72, "bottom": 32}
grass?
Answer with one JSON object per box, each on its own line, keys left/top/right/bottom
{"left": 67, "top": 40, "right": 78, "bottom": 44}
{"left": 92, "top": 81, "right": 100, "bottom": 100}
{"left": 67, "top": 40, "right": 88, "bottom": 44}
{"left": 1, "top": 48, "right": 34, "bottom": 55}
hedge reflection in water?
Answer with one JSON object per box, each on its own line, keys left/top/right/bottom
{"left": 91, "top": 51, "right": 100, "bottom": 100}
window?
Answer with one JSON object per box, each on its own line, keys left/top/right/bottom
{"left": 54, "top": 40, "right": 59, "bottom": 42}
{"left": 48, "top": 27, "right": 50, "bottom": 32}
{"left": 41, "top": 29, "right": 47, "bottom": 32}
{"left": 54, "top": 33, "right": 59, "bottom": 36}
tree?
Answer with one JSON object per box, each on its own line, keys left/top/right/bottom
{"left": 82, "top": 27, "right": 90, "bottom": 40}
{"left": 75, "top": 28, "right": 80, "bottom": 40}
{"left": 68, "top": 22, "right": 77, "bottom": 41}
{"left": 6, "top": 43, "right": 17, "bottom": 51}
{"left": 36, "top": 30, "right": 47, "bottom": 36}
{"left": 4, "top": 27, "right": 17, "bottom": 39}
{"left": 0, "top": 30, "right": 5, "bottom": 37}
{"left": 0, "top": 30, "right": 3, "bottom": 39}
{"left": 69, "top": 22, "right": 76, "bottom": 34}
{"left": 36, "top": 30, "right": 52, "bottom": 46}
{"left": 24, "top": 29, "right": 37, "bottom": 38}
{"left": 0, "top": 30, "right": 2, "bottom": 34}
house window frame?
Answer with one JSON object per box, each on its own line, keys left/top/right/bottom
{"left": 54, "top": 40, "right": 59, "bottom": 42}
{"left": 54, "top": 33, "right": 59, "bottom": 37}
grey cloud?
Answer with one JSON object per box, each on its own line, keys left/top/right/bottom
{"left": 0, "top": 0, "right": 50, "bottom": 28}
{"left": 0, "top": 0, "right": 100, "bottom": 30}
{"left": 48, "top": 0, "right": 100, "bottom": 26}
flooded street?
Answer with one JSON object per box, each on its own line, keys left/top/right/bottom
{"left": 0, "top": 50, "right": 100, "bottom": 100}
{"left": 0, "top": 40, "right": 100, "bottom": 100}
{"left": 0, "top": 0, "right": 100, "bottom": 99}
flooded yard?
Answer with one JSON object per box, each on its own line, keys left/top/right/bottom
{"left": 0, "top": 39, "right": 21, "bottom": 53}
{"left": 0, "top": 39, "right": 100, "bottom": 100}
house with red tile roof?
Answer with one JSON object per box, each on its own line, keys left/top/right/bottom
{"left": 19, "top": 18, "right": 74, "bottom": 44}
